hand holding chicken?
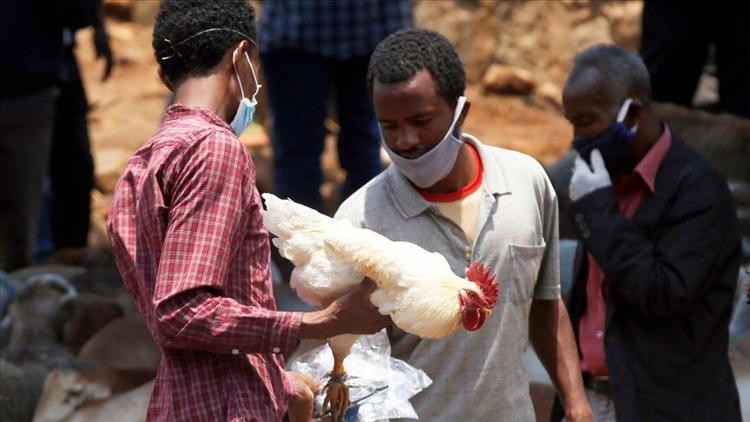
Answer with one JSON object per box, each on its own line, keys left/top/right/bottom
{"left": 262, "top": 193, "right": 499, "bottom": 420}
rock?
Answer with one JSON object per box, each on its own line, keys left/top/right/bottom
{"left": 602, "top": 1, "right": 643, "bottom": 51}
{"left": 89, "top": 191, "right": 113, "bottom": 249}
{"left": 94, "top": 148, "right": 132, "bottom": 194}
{"left": 131, "top": 1, "right": 160, "bottom": 25}
{"left": 102, "top": 0, "right": 158, "bottom": 25}
{"left": 573, "top": 16, "right": 614, "bottom": 50}
{"left": 414, "top": 0, "right": 641, "bottom": 89}
{"left": 653, "top": 102, "right": 750, "bottom": 183}
{"left": 482, "top": 64, "right": 537, "bottom": 96}
{"left": 537, "top": 81, "right": 563, "bottom": 108}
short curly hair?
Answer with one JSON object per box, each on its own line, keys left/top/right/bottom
{"left": 153, "top": 0, "right": 256, "bottom": 84}
{"left": 367, "top": 29, "right": 465, "bottom": 105}
{"left": 570, "top": 44, "right": 652, "bottom": 104}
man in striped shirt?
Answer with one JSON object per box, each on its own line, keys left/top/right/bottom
{"left": 107, "top": 1, "right": 389, "bottom": 420}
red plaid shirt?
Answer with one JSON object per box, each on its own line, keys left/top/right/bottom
{"left": 107, "top": 104, "right": 302, "bottom": 421}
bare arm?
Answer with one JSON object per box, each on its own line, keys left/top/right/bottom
{"left": 530, "top": 298, "right": 591, "bottom": 422}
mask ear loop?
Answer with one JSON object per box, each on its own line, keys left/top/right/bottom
{"left": 616, "top": 98, "right": 633, "bottom": 122}
{"left": 232, "top": 49, "right": 263, "bottom": 102}
{"left": 232, "top": 48, "right": 247, "bottom": 100}
{"left": 617, "top": 98, "right": 638, "bottom": 132}
{"left": 160, "top": 39, "right": 183, "bottom": 60}
{"left": 244, "top": 52, "right": 262, "bottom": 101}
{"left": 445, "top": 96, "right": 467, "bottom": 142}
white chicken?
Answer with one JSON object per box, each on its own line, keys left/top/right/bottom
{"left": 261, "top": 193, "right": 499, "bottom": 420}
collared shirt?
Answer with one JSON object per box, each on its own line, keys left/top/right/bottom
{"left": 107, "top": 104, "right": 302, "bottom": 421}
{"left": 579, "top": 125, "right": 673, "bottom": 376}
{"left": 335, "top": 135, "right": 560, "bottom": 421}
{"left": 259, "top": 0, "right": 413, "bottom": 60}
{"left": 419, "top": 143, "right": 485, "bottom": 244}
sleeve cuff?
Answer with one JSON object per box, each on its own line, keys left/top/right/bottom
{"left": 268, "top": 311, "right": 303, "bottom": 355}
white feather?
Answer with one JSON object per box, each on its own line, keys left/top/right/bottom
{"left": 261, "top": 193, "right": 479, "bottom": 345}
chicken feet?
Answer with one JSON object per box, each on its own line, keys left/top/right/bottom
{"left": 322, "top": 356, "right": 350, "bottom": 421}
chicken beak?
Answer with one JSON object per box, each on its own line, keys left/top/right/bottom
{"left": 480, "top": 307, "right": 493, "bottom": 318}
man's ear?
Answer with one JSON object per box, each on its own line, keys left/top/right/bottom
{"left": 157, "top": 66, "right": 174, "bottom": 92}
{"left": 625, "top": 99, "right": 643, "bottom": 129}
{"left": 235, "top": 39, "right": 250, "bottom": 60}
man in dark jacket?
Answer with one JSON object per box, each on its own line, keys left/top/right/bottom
{"left": 554, "top": 44, "right": 741, "bottom": 421}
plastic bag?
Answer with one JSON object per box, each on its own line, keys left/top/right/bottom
{"left": 290, "top": 330, "right": 432, "bottom": 421}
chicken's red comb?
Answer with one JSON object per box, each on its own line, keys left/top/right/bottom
{"left": 466, "top": 262, "right": 499, "bottom": 308}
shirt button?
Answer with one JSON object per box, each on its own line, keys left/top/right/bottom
{"left": 273, "top": 347, "right": 281, "bottom": 354}
{"left": 595, "top": 330, "right": 604, "bottom": 339}
{"left": 232, "top": 349, "right": 240, "bottom": 355}
{"left": 583, "top": 229, "right": 591, "bottom": 238}
{"left": 575, "top": 214, "right": 584, "bottom": 222}
{"left": 464, "top": 251, "right": 471, "bottom": 261}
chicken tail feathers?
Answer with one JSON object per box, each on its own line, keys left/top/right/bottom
{"left": 261, "top": 193, "right": 326, "bottom": 237}
{"left": 261, "top": 193, "right": 345, "bottom": 264}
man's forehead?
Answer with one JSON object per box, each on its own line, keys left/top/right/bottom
{"left": 563, "top": 67, "right": 618, "bottom": 111}
{"left": 372, "top": 70, "right": 446, "bottom": 117}
{"left": 373, "top": 69, "right": 437, "bottom": 99}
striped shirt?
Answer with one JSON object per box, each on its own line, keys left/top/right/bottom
{"left": 335, "top": 135, "right": 561, "bottom": 420}
{"left": 259, "top": 0, "right": 413, "bottom": 59}
{"left": 107, "top": 104, "right": 302, "bottom": 421}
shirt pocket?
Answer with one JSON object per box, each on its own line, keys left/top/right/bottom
{"left": 507, "top": 242, "right": 546, "bottom": 304}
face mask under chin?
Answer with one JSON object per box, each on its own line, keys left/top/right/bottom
{"left": 382, "top": 96, "right": 468, "bottom": 188}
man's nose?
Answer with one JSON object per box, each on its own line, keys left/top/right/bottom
{"left": 394, "top": 127, "right": 420, "bottom": 150}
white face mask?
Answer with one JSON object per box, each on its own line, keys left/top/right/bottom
{"left": 230, "top": 48, "right": 261, "bottom": 136}
{"left": 382, "top": 96, "right": 467, "bottom": 188}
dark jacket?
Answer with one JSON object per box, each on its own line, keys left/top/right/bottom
{"left": 554, "top": 135, "right": 742, "bottom": 421}
{"left": 0, "top": 0, "right": 99, "bottom": 99}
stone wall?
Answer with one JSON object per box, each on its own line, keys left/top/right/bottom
{"left": 415, "top": 0, "right": 642, "bottom": 88}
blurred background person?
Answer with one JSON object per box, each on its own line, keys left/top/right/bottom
{"left": 640, "top": 0, "right": 750, "bottom": 117}
{"left": 36, "top": 5, "right": 114, "bottom": 261}
{"left": 259, "top": 0, "right": 413, "bottom": 212}
{"left": 0, "top": 0, "right": 100, "bottom": 271}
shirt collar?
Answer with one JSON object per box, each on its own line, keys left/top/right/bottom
{"left": 385, "top": 134, "right": 510, "bottom": 219}
{"left": 163, "top": 103, "right": 234, "bottom": 132}
{"left": 633, "top": 124, "right": 672, "bottom": 193}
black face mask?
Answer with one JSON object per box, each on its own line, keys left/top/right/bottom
{"left": 572, "top": 99, "right": 637, "bottom": 178}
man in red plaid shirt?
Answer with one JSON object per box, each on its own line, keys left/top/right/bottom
{"left": 107, "top": 1, "right": 390, "bottom": 421}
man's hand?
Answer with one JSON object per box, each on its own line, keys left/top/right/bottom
{"left": 328, "top": 278, "right": 391, "bottom": 335}
{"left": 300, "top": 279, "right": 391, "bottom": 339}
{"left": 287, "top": 371, "right": 318, "bottom": 422}
{"left": 529, "top": 299, "right": 592, "bottom": 422}
{"left": 569, "top": 149, "right": 612, "bottom": 202}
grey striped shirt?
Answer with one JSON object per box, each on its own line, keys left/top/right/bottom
{"left": 335, "top": 134, "right": 560, "bottom": 421}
